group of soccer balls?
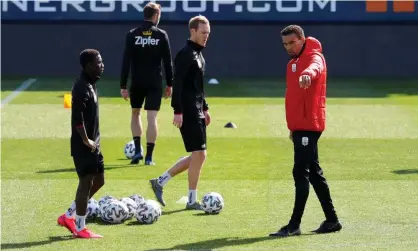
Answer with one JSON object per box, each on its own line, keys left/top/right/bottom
{"left": 87, "top": 194, "right": 162, "bottom": 224}
{"left": 122, "top": 141, "right": 225, "bottom": 215}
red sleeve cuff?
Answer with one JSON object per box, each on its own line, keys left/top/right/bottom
{"left": 174, "top": 112, "right": 182, "bottom": 115}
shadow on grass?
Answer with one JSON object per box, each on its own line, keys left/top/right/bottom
{"left": 2, "top": 77, "right": 418, "bottom": 99}
{"left": 392, "top": 169, "right": 418, "bottom": 175}
{"left": 0, "top": 236, "right": 74, "bottom": 250}
{"left": 144, "top": 234, "right": 318, "bottom": 251}
{"left": 36, "top": 164, "right": 131, "bottom": 174}
{"left": 162, "top": 209, "right": 187, "bottom": 216}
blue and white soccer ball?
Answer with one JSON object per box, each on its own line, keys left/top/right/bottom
{"left": 129, "top": 194, "right": 146, "bottom": 207}
{"left": 98, "top": 195, "right": 117, "bottom": 207}
{"left": 100, "top": 200, "right": 129, "bottom": 224}
{"left": 201, "top": 192, "right": 224, "bottom": 214}
{"left": 87, "top": 198, "right": 100, "bottom": 218}
{"left": 120, "top": 197, "right": 138, "bottom": 220}
{"left": 135, "top": 199, "right": 162, "bottom": 224}
{"left": 124, "top": 140, "right": 143, "bottom": 159}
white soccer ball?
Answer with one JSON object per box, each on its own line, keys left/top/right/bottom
{"left": 129, "top": 194, "right": 146, "bottom": 207}
{"left": 135, "top": 199, "right": 162, "bottom": 224}
{"left": 124, "top": 140, "right": 143, "bottom": 159}
{"left": 87, "top": 198, "right": 100, "bottom": 218}
{"left": 98, "top": 195, "right": 117, "bottom": 207}
{"left": 120, "top": 197, "right": 138, "bottom": 220}
{"left": 201, "top": 192, "right": 225, "bottom": 214}
{"left": 100, "top": 201, "right": 129, "bottom": 224}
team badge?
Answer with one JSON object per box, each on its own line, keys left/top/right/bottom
{"left": 292, "top": 63, "right": 297, "bottom": 72}
{"left": 301, "top": 137, "right": 309, "bottom": 146}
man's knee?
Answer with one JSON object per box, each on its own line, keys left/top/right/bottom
{"left": 293, "top": 164, "right": 309, "bottom": 181}
{"left": 94, "top": 173, "right": 105, "bottom": 187}
{"left": 147, "top": 110, "right": 158, "bottom": 124}
{"left": 132, "top": 108, "right": 141, "bottom": 117}
{"left": 191, "top": 150, "right": 206, "bottom": 162}
{"left": 78, "top": 174, "right": 95, "bottom": 187}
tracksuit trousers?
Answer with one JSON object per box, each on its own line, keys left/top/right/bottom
{"left": 289, "top": 131, "right": 338, "bottom": 228}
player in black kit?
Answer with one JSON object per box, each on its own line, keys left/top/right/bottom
{"left": 150, "top": 16, "right": 211, "bottom": 210}
{"left": 120, "top": 2, "right": 174, "bottom": 166}
{"left": 57, "top": 49, "right": 104, "bottom": 239}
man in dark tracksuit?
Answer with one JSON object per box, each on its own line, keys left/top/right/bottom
{"left": 120, "top": 2, "right": 174, "bottom": 165}
{"left": 149, "top": 16, "right": 211, "bottom": 210}
{"left": 270, "top": 25, "right": 342, "bottom": 237}
{"left": 57, "top": 49, "right": 104, "bottom": 239}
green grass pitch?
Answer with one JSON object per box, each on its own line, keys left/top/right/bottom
{"left": 1, "top": 77, "right": 418, "bottom": 250}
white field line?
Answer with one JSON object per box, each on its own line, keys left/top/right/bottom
{"left": 1, "top": 78, "right": 37, "bottom": 107}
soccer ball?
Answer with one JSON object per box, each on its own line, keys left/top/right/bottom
{"left": 120, "top": 197, "right": 138, "bottom": 220}
{"left": 129, "top": 194, "right": 146, "bottom": 207}
{"left": 87, "top": 198, "right": 100, "bottom": 218}
{"left": 100, "top": 201, "right": 129, "bottom": 224}
{"left": 124, "top": 140, "right": 143, "bottom": 159}
{"left": 135, "top": 199, "right": 162, "bottom": 224}
{"left": 201, "top": 192, "right": 224, "bottom": 214}
{"left": 98, "top": 195, "right": 117, "bottom": 207}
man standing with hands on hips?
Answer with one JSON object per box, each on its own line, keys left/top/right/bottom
{"left": 270, "top": 25, "right": 342, "bottom": 237}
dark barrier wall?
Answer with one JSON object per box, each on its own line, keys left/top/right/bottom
{"left": 1, "top": 24, "right": 417, "bottom": 78}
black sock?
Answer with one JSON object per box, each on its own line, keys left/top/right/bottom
{"left": 146, "top": 142, "right": 155, "bottom": 158}
{"left": 133, "top": 136, "right": 141, "bottom": 154}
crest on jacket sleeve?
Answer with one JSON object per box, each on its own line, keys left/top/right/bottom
{"left": 301, "top": 137, "right": 309, "bottom": 146}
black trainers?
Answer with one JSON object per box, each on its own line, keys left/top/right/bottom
{"left": 185, "top": 202, "right": 203, "bottom": 210}
{"left": 269, "top": 225, "right": 301, "bottom": 237}
{"left": 311, "top": 220, "right": 342, "bottom": 234}
{"left": 149, "top": 179, "right": 166, "bottom": 206}
{"left": 130, "top": 153, "right": 143, "bottom": 165}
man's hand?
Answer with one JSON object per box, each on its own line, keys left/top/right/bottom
{"left": 165, "top": 86, "right": 172, "bottom": 99}
{"left": 173, "top": 114, "right": 183, "bottom": 128}
{"left": 83, "top": 139, "right": 97, "bottom": 152}
{"left": 289, "top": 131, "right": 293, "bottom": 142}
{"left": 204, "top": 111, "right": 211, "bottom": 126}
{"left": 299, "top": 75, "right": 311, "bottom": 89}
{"left": 120, "top": 89, "right": 129, "bottom": 100}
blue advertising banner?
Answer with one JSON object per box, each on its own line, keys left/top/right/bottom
{"left": 1, "top": 0, "right": 417, "bottom": 22}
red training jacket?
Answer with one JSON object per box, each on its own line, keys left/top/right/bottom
{"left": 285, "top": 36, "right": 327, "bottom": 132}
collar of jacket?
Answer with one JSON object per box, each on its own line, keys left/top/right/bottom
{"left": 296, "top": 42, "right": 306, "bottom": 58}
{"left": 143, "top": 20, "right": 155, "bottom": 28}
{"left": 80, "top": 71, "right": 100, "bottom": 84}
{"left": 187, "top": 39, "right": 204, "bottom": 51}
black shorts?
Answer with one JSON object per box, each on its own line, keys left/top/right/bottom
{"left": 180, "top": 117, "right": 207, "bottom": 152}
{"left": 129, "top": 86, "right": 162, "bottom": 111}
{"left": 73, "top": 152, "right": 104, "bottom": 178}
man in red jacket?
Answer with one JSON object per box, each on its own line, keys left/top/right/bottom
{"left": 270, "top": 25, "right": 342, "bottom": 237}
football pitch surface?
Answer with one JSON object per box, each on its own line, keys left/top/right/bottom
{"left": 1, "top": 77, "right": 418, "bottom": 251}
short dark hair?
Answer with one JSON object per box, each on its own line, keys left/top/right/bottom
{"left": 79, "top": 49, "right": 100, "bottom": 69}
{"left": 189, "top": 15, "right": 209, "bottom": 30}
{"left": 144, "top": 2, "right": 160, "bottom": 20}
{"left": 281, "top": 25, "right": 305, "bottom": 38}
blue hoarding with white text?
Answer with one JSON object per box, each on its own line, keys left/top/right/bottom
{"left": 1, "top": 0, "right": 417, "bottom": 22}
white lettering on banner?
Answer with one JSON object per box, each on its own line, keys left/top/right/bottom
{"left": 62, "top": 0, "right": 85, "bottom": 12}
{"left": 151, "top": 0, "right": 176, "bottom": 12}
{"left": 247, "top": 0, "right": 270, "bottom": 13}
{"left": 34, "top": 0, "right": 56, "bottom": 12}
{"left": 183, "top": 0, "right": 206, "bottom": 12}
{"left": 1, "top": 0, "right": 337, "bottom": 13}
{"left": 135, "top": 36, "right": 160, "bottom": 47}
{"left": 277, "top": 0, "right": 302, "bottom": 12}
{"left": 90, "top": 0, "right": 115, "bottom": 12}
{"left": 213, "top": 0, "right": 236, "bottom": 12}
{"left": 121, "top": 0, "right": 145, "bottom": 12}
{"left": 309, "top": 0, "right": 336, "bottom": 12}
{"left": 2, "top": 0, "right": 28, "bottom": 11}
